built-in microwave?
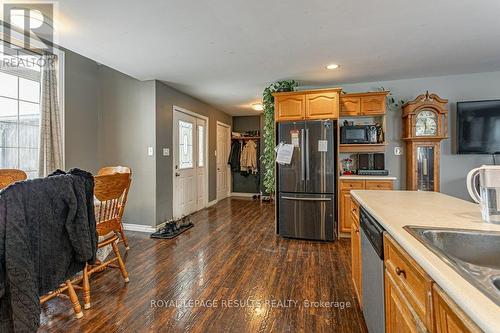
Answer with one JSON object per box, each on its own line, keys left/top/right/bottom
{"left": 341, "top": 125, "right": 377, "bottom": 144}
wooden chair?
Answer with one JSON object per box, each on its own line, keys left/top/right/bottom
{"left": 97, "top": 166, "right": 132, "bottom": 250}
{"left": 82, "top": 173, "right": 130, "bottom": 309}
{"left": 0, "top": 169, "right": 27, "bottom": 190}
{"left": 40, "top": 280, "right": 83, "bottom": 319}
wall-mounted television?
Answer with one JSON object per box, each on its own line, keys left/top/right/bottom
{"left": 457, "top": 100, "right": 500, "bottom": 154}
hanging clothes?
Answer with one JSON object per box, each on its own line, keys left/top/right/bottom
{"left": 240, "top": 140, "right": 258, "bottom": 174}
{"left": 228, "top": 140, "right": 241, "bottom": 172}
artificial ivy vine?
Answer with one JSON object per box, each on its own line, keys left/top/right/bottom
{"left": 261, "top": 80, "right": 298, "bottom": 196}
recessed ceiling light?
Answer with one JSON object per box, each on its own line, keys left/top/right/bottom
{"left": 252, "top": 103, "right": 263, "bottom": 111}
{"left": 326, "top": 64, "right": 339, "bottom": 70}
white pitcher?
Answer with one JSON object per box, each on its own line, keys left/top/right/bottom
{"left": 467, "top": 165, "right": 500, "bottom": 224}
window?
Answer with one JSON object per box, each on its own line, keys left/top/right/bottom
{"left": 0, "top": 49, "right": 41, "bottom": 178}
{"left": 198, "top": 125, "right": 204, "bottom": 167}
{"left": 178, "top": 120, "right": 193, "bottom": 169}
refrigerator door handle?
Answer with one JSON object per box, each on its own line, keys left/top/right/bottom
{"left": 300, "top": 129, "right": 305, "bottom": 181}
{"left": 305, "top": 128, "right": 310, "bottom": 181}
{"left": 281, "top": 196, "right": 332, "bottom": 201}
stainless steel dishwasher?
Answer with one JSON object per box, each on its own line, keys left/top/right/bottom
{"left": 360, "top": 207, "right": 386, "bottom": 333}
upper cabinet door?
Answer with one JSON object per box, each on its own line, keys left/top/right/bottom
{"left": 275, "top": 95, "right": 305, "bottom": 121}
{"left": 361, "top": 95, "right": 386, "bottom": 115}
{"left": 305, "top": 92, "right": 339, "bottom": 119}
{"left": 340, "top": 97, "right": 361, "bottom": 116}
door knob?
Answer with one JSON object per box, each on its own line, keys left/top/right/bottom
{"left": 175, "top": 172, "right": 181, "bottom": 177}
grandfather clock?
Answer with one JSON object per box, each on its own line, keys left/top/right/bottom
{"left": 402, "top": 92, "right": 448, "bottom": 191}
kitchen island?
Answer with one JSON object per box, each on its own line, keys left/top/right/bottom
{"left": 351, "top": 190, "right": 500, "bottom": 333}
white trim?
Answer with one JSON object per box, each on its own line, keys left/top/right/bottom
{"left": 123, "top": 223, "right": 156, "bottom": 233}
{"left": 216, "top": 121, "right": 232, "bottom": 201}
{"left": 56, "top": 49, "right": 66, "bottom": 170}
{"left": 231, "top": 192, "right": 259, "bottom": 198}
{"left": 216, "top": 120, "right": 231, "bottom": 128}
{"left": 207, "top": 199, "right": 218, "bottom": 207}
{"left": 172, "top": 106, "right": 210, "bottom": 218}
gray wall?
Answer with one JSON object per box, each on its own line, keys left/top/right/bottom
{"left": 232, "top": 116, "right": 261, "bottom": 193}
{"left": 63, "top": 54, "right": 232, "bottom": 227}
{"left": 98, "top": 67, "right": 157, "bottom": 226}
{"left": 64, "top": 49, "right": 99, "bottom": 173}
{"left": 306, "top": 71, "right": 500, "bottom": 200}
{"left": 155, "top": 80, "right": 232, "bottom": 225}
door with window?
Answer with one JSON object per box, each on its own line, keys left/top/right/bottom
{"left": 196, "top": 118, "right": 207, "bottom": 211}
{"left": 216, "top": 122, "right": 230, "bottom": 200}
{"left": 173, "top": 110, "right": 207, "bottom": 219}
{"left": 0, "top": 50, "right": 41, "bottom": 178}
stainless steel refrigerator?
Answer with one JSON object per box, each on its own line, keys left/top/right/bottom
{"left": 277, "top": 119, "right": 337, "bottom": 241}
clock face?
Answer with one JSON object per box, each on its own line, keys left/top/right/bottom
{"left": 415, "top": 110, "right": 438, "bottom": 136}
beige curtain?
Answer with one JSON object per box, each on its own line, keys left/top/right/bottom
{"left": 38, "top": 53, "right": 63, "bottom": 177}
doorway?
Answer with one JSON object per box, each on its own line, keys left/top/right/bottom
{"left": 216, "top": 121, "right": 231, "bottom": 201}
{"left": 173, "top": 107, "right": 208, "bottom": 219}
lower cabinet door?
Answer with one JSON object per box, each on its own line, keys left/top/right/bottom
{"left": 351, "top": 218, "right": 362, "bottom": 306}
{"left": 385, "top": 269, "right": 425, "bottom": 333}
{"left": 433, "top": 284, "right": 481, "bottom": 333}
{"left": 340, "top": 191, "right": 352, "bottom": 233}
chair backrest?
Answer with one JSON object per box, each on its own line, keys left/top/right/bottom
{"left": 93, "top": 173, "right": 131, "bottom": 236}
{"left": 97, "top": 166, "right": 132, "bottom": 219}
{"left": 97, "top": 166, "right": 132, "bottom": 176}
{"left": 0, "top": 169, "right": 27, "bottom": 190}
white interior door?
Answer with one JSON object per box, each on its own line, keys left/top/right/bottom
{"left": 173, "top": 111, "right": 198, "bottom": 218}
{"left": 216, "top": 123, "right": 230, "bottom": 200}
{"left": 196, "top": 118, "right": 207, "bottom": 210}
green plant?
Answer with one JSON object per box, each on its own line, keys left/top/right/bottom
{"left": 377, "top": 86, "right": 405, "bottom": 112}
{"left": 261, "top": 80, "right": 298, "bottom": 195}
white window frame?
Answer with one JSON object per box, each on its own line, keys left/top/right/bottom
{"left": 0, "top": 40, "right": 65, "bottom": 174}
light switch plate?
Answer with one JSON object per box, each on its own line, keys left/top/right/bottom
{"left": 394, "top": 146, "right": 402, "bottom": 156}
{"left": 147, "top": 147, "right": 154, "bottom": 156}
{"left": 163, "top": 148, "right": 170, "bottom": 156}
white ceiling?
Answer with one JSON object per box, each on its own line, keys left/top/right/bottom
{"left": 56, "top": 0, "right": 500, "bottom": 115}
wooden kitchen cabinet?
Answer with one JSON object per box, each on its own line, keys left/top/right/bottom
{"left": 339, "top": 91, "right": 388, "bottom": 117}
{"left": 365, "top": 180, "right": 394, "bottom": 190}
{"left": 306, "top": 92, "right": 339, "bottom": 119}
{"left": 361, "top": 94, "right": 387, "bottom": 115}
{"left": 339, "top": 179, "right": 394, "bottom": 235}
{"left": 433, "top": 284, "right": 481, "bottom": 333}
{"left": 384, "top": 233, "right": 434, "bottom": 332}
{"left": 274, "top": 94, "right": 305, "bottom": 121}
{"left": 340, "top": 96, "right": 361, "bottom": 116}
{"left": 340, "top": 191, "right": 353, "bottom": 233}
{"left": 350, "top": 200, "right": 362, "bottom": 307}
{"left": 274, "top": 88, "right": 341, "bottom": 121}
{"left": 385, "top": 268, "right": 423, "bottom": 333}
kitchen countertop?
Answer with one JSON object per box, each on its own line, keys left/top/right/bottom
{"left": 350, "top": 190, "right": 500, "bottom": 333}
{"left": 339, "top": 175, "right": 397, "bottom": 180}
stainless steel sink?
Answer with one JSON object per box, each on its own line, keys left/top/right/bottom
{"left": 404, "top": 226, "right": 500, "bottom": 306}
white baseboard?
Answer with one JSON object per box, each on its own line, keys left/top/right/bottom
{"left": 231, "top": 192, "right": 259, "bottom": 198}
{"left": 207, "top": 199, "right": 218, "bottom": 207}
{"left": 123, "top": 223, "right": 156, "bottom": 233}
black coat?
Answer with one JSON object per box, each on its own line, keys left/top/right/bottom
{"left": 228, "top": 141, "right": 241, "bottom": 172}
{"left": 0, "top": 169, "right": 97, "bottom": 332}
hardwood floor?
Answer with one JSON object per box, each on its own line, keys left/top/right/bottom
{"left": 39, "top": 198, "right": 367, "bottom": 333}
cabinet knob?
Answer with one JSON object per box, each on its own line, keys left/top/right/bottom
{"left": 395, "top": 267, "right": 406, "bottom": 278}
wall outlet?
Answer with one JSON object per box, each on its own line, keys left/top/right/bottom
{"left": 147, "top": 146, "right": 154, "bottom": 156}
{"left": 394, "top": 146, "right": 403, "bottom": 156}
{"left": 162, "top": 148, "right": 170, "bottom": 156}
